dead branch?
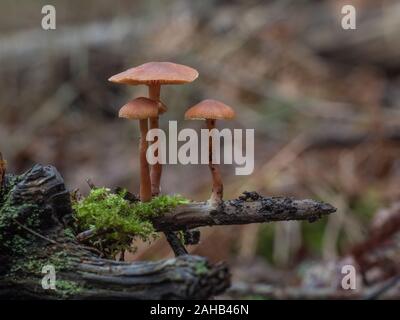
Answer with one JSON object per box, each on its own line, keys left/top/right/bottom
{"left": 152, "top": 191, "right": 335, "bottom": 232}
{"left": 77, "top": 191, "right": 335, "bottom": 242}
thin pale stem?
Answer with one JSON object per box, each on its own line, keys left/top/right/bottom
{"left": 206, "top": 119, "right": 223, "bottom": 205}
{"left": 139, "top": 119, "right": 151, "bottom": 202}
{"left": 148, "top": 84, "right": 162, "bottom": 196}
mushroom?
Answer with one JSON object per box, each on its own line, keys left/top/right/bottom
{"left": 185, "top": 99, "right": 235, "bottom": 205}
{"left": 109, "top": 62, "right": 198, "bottom": 196}
{"left": 119, "top": 97, "right": 161, "bottom": 202}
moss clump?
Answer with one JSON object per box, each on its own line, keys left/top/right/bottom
{"left": 8, "top": 250, "right": 74, "bottom": 278}
{"left": 0, "top": 175, "right": 19, "bottom": 205}
{"left": 8, "top": 257, "right": 43, "bottom": 277}
{"left": 72, "top": 187, "right": 189, "bottom": 257}
{"left": 56, "top": 279, "right": 82, "bottom": 297}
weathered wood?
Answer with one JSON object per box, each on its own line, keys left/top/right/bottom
{"left": 152, "top": 191, "right": 336, "bottom": 232}
{"left": 0, "top": 164, "right": 229, "bottom": 299}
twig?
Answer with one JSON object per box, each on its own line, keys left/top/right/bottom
{"left": 86, "top": 178, "right": 96, "bottom": 190}
{"left": 153, "top": 191, "right": 336, "bottom": 231}
{"left": 164, "top": 232, "right": 188, "bottom": 257}
{"left": 12, "top": 219, "right": 58, "bottom": 245}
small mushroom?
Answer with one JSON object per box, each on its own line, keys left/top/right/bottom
{"left": 185, "top": 99, "right": 235, "bottom": 205}
{"left": 109, "top": 62, "right": 198, "bottom": 196}
{"left": 119, "top": 97, "right": 160, "bottom": 202}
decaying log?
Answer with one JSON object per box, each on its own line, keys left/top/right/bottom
{"left": 0, "top": 164, "right": 229, "bottom": 299}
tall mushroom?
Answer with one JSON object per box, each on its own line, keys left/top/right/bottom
{"left": 185, "top": 99, "right": 235, "bottom": 206}
{"left": 109, "top": 62, "right": 198, "bottom": 196}
{"left": 119, "top": 97, "right": 160, "bottom": 202}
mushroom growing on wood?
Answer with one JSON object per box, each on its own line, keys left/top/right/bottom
{"left": 185, "top": 99, "right": 235, "bottom": 206}
{"left": 109, "top": 62, "right": 198, "bottom": 196}
{"left": 119, "top": 97, "right": 161, "bottom": 202}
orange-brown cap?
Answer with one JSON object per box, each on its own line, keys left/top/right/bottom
{"left": 109, "top": 62, "right": 198, "bottom": 85}
{"left": 185, "top": 99, "right": 235, "bottom": 120}
{"left": 119, "top": 97, "right": 160, "bottom": 120}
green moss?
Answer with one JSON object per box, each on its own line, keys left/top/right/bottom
{"left": 177, "top": 230, "right": 185, "bottom": 245}
{"left": 72, "top": 187, "right": 189, "bottom": 257}
{"left": 194, "top": 261, "right": 209, "bottom": 275}
{"left": 0, "top": 175, "right": 40, "bottom": 255}
{"left": 9, "top": 258, "right": 43, "bottom": 276}
{"left": 63, "top": 228, "right": 76, "bottom": 240}
{"left": 56, "top": 280, "right": 82, "bottom": 297}
{"left": 8, "top": 250, "right": 73, "bottom": 278}
{"left": 49, "top": 251, "right": 73, "bottom": 270}
{"left": 0, "top": 175, "right": 19, "bottom": 204}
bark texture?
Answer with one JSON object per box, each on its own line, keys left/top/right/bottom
{"left": 152, "top": 191, "right": 336, "bottom": 232}
{"left": 0, "top": 164, "right": 229, "bottom": 299}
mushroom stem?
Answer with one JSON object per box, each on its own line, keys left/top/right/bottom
{"left": 206, "top": 119, "right": 223, "bottom": 205}
{"left": 139, "top": 119, "right": 152, "bottom": 202}
{"left": 148, "top": 84, "right": 162, "bottom": 196}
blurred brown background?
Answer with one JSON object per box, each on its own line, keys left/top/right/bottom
{"left": 1, "top": 0, "right": 400, "bottom": 298}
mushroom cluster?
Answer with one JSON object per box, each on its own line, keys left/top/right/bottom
{"left": 109, "top": 62, "right": 235, "bottom": 206}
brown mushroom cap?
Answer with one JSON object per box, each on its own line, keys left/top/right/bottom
{"left": 109, "top": 62, "right": 199, "bottom": 85}
{"left": 119, "top": 97, "right": 160, "bottom": 120}
{"left": 185, "top": 99, "right": 235, "bottom": 120}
